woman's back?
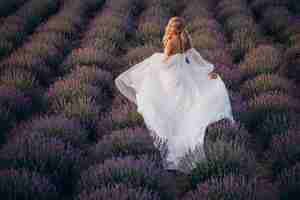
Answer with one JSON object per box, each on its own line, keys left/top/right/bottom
{"left": 164, "top": 34, "right": 192, "bottom": 57}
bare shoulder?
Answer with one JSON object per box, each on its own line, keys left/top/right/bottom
{"left": 168, "top": 35, "right": 179, "bottom": 46}
{"left": 152, "top": 52, "right": 164, "bottom": 57}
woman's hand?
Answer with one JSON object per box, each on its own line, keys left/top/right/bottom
{"left": 208, "top": 72, "right": 218, "bottom": 79}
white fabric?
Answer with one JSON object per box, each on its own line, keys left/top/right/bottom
{"left": 115, "top": 48, "right": 235, "bottom": 171}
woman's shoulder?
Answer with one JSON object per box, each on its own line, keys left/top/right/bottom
{"left": 151, "top": 52, "right": 164, "bottom": 58}
{"left": 140, "top": 52, "right": 164, "bottom": 64}
{"left": 149, "top": 48, "right": 195, "bottom": 56}
{"left": 143, "top": 48, "right": 195, "bottom": 63}
{"left": 139, "top": 52, "right": 163, "bottom": 62}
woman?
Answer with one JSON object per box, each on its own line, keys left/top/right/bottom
{"left": 115, "top": 16, "right": 235, "bottom": 172}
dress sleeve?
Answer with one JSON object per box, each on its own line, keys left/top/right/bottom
{"left": 115, "top": 72, "right": 138, "bottom": 104}
{"left": 189, "top": 48, "right": 215, "bottom": 74}
{"left": 114, "top": 54, "right": 156, "bottom": 104}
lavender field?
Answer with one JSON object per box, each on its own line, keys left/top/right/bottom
{"left": 0, "top": 0, "right": 300, "bottom": 199}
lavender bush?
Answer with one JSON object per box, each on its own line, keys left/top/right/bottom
{"left": 182, "top": 173, "right": 278, "bottom": 200}
{"left": 241, "top": 91, "right": 300, "bottom": 130}
{"left": 61, "top": 48, "right": 122, "bottom": 74}
{"left": 240, "top": 74, "right": 295, "bottom": 98}
{"left": 137, "top": 2, "right": 171, "bottom": 46}
{"left": 0, "top": 52, "right": 53, "bottom": 84}
{"left": 0, "top": 68, "right": 36, "bottom": 91}
{"left": 0, "top": 134, "right": 83, "bottom": 193}
{"left": 228, "top": 90, "right": 248, "bottom": 120}
{"left": 124, "top": 45, "right": 160, "bottom": 66}
{"left": 276, "top": 162, "right": 300, "bottom": 200}
{"left": 262, "top": 6, "right": 291, "bottom": 37}
{"left": 76, "top": 183, "right": 161, "bottom": 200}
{"left": 0, "top": 85, "right": 32, "bottom": 143}
{"left": 280, "top": 43, "right": 300, "bottom": 82}
{"left": 182, "top": 0, "right": 213, "bottom": 22}
{"left": 85, "top": 15, "right": 127, "bottom": 54}
{"left": 59, "top": 96, "right": 102, "bottom": 138}
{"left": 241, "top": 91, "right": 300, "bottom": 150}
{"left": 67, "top": 65, "right": 114, "bottom": 101}
{"left": 224, "top": 15, "right": 256, "bottom": 36}
{"left": 0, "top": 168, "right": 58, "bottom": 200}
{"left": 265, "top": 128, "right": 300, "bottom": 175}
{"left": 109, "top": 93, "right": 144, "bottom": 129}
{"left": 178, "top": 135, "right": 256, "bottom": 189}
{"left": 77, "top": 155, "right": 172, "bottom": 199}
{"left": 214, "top": 64, "right": 244, "bottom": 89}
{"left": 205, "top": 119, "right": 251, "bottom": 147}
{"left": 250, "top": 0, "right": 269, "bottom": 12}
{"left": 284, "top": 21, "right": 300, "bottom": 46}
{"left": 287, "top": 0, "right": 300, "bottom": 13}
{"left": 230, "top": 27, "right": 259, "bottom": 61}
{"left": 0, "top": 0, "right": 27, "bottom": 18}
{"left": 0, "top": 0, "right": 60, "bottom": 58}
{"left": 256, "top": 112, "right": 299, "bottom": 150}
{"left": 217, "top": 3, "right": 248, "bottom": 22}
{"left": 20, "top": 34, "right": 65, "bottom": 68}
{"left": 216, "top": 0, "right": 260, "bottom": 62}
{"left": 17, "top": 114, "right": 89, "bottom": 148}
{"left": 0, "top": 67, "right": 47, "bottom": 114}
{"left": 46, "top": 78, "right": 107, "bottom": 116}
{"left": 239, "top": 45, "right": 282, "bottom": 80}
{"left": 106, "top": 0, "right": 141, "bottom": 19}
{"left": 138, "top": 19, "right": 164, "bottom": 47}
{"left": 87, "top": 126, "right": 168, "bottom": 165}
{"left": 192, "top": 32, "right": 220, "bottom": 50}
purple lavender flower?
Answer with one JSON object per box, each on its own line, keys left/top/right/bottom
{"left": 276, "top": 162, "right": 300, "bottom": 200}
{"left": 265, "top": 128, "right": 300, "bottom": 175}
{"left": 77, "top": 155, "right": 168, "bottom": 198}
{"left": 0, "top": 168, "right": 59, "bottom": 200}
{"left": 0, "top": 134, "right": 83, "bottom": 192}
{"left": 87, "top": 126, "right": 168, "bottom": 165}
{"left": 17, "top": 114, "right": 89, "bottom": 148}
{"left": 76, "top": 183, "right": 161, "bottom": 200}
{"left": 183, "top": 173, "right": 278, "bottom": 200}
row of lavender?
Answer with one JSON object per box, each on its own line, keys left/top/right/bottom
{"left": 0, "top": 0, "right": 61, "bottom": 60}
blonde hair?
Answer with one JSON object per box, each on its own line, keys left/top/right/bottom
{"left": 162, "top": 16, "right": 193, "bottom": 54}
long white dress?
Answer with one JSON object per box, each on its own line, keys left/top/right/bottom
{"left": 115, "top": 48, "right": 235, "bottom": 171}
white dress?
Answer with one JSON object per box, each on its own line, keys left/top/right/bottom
{"left": 115, "top": 48, "right": 235, "bottom": 171}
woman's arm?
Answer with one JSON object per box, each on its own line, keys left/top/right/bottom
{"left": 192, "top": 49, "right": 218, "bottom": 79}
